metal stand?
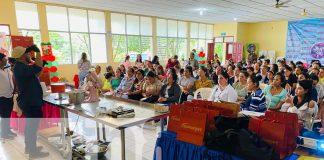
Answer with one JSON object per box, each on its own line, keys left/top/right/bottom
{"left": 60, "top": 108, "right": 72, "bottom": 159}
{"left": 55, "top": 93, "right": 66, "bottom": 100}
{"left": 120, "top": 128, "right": 126, "bottom": 160}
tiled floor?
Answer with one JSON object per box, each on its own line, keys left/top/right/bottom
{"left": 0, "top": 114, "right": 162, "bottom": 160}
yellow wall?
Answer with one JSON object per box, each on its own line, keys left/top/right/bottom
{"left": 214, "top": 22, "right": 238, "bottom": 40}
{"left": 245, "top": 21, "right": 288, "bottom": 58}
{"left": 0, "top": 0, "right": 19, "bottom": 35}
{"left": 214, "top": 21, "right": 288, "bottom": 59}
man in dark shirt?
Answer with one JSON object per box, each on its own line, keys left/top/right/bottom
{"left": 11, "top": 45, "right": 49, "bottom": 158}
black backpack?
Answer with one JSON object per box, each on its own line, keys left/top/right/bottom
{"left": 214, "top": 116, "right": 250, "bottom": 132}
{"left": 204, "top": 129, "right": 279, "bottom": 160}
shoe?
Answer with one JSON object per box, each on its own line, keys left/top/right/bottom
{"left": 28, "top": 151, "right": 49, "bottom": 159}
{"left": 8, "top": 130, "right": 17, "bottom": 137}
{"left": 0, "top": 134, "right": 15, "bottom": 140}
{"left": 25, "top": 146, "right": 44, "bottom": 154}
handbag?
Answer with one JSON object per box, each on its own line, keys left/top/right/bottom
{"left": 176, "top": 110, "right": 207, "bottom": 146}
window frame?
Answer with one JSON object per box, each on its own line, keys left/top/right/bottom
{"left": 46, "top": 5, "right": 107, "bottom": 64}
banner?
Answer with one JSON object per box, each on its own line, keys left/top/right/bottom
{"left": 0, "top": 32, "right": 9, "bottom": 55}
{"left": 286, "top": 18, "right": 324, "bottom": 65}
{"left": 11, "top": 35, "right": 34, "bottom": 58}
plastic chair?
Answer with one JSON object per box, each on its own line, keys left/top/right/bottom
{"left": 309, "top": 102, "right": 319, "bottom": 131}
{"left": 193, "top": 88, "right": 213, "bottom": 100}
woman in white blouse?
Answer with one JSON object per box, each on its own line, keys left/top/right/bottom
{"left": 208, "top": 71, "right": 238, "bottom": 102}
{"left": 283, "top": 80, "right": 317, "bottom": 130}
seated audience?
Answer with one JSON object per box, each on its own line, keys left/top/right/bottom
{"left": 127, "top": 69, "right": 145, "bottom": 100}
{"left": 166, "top": 55, "right": 179, "bottom": 69}
{"left": 265, "top": 71, "right": 274, "bottom": 85}
{"left": 284, "top": 66, "right": 298, "bottom": 92}
{"left": 298, "top": 72, "right": 318, "bottom": 102}
{"left": 158, "top": 73, "right": 181, "bottom": 104}
{"left": 208, "top": 71, "right": 238, "bottom": 102}
{"left": 111, "top": 68, "right": 123, "bottom": 90}
{"left": 231, "top": 66, "right": 241, "bottom": 85}
{"left": 188, "top": 51, "right": 198, "bottom": 68}
{"left": 270, "top": 63, "right": 279, "bottom": 74}
{"left": 119, "top": 64, "right": 126, "bottom": 77}
{"left": 179, "top": 66, "right": 196, "bottom": 102}
{"left": 115, "top": 67, "right": 135, "bottom": 94}
{"left": 212, "top": 66, "right": 222, "bottom": 85}
{"left": 123, "top": 55, "right": 131, "bottom": 69}
{"left": 194, "top": 66, "right": 213, "bottom": 90}
{"left": 257, "top": 65, "right": 268, "bottom": 83}
{"left": 253, "top": 62, "right": 261, "bottom": 74}
{"left": 156, "top": 65, "right": 166, "bottom": 81}
{"left": 263, "top": 73, "right": 287, "bottom": 110}
{"left": 233, "top": 71, "right": 248, "bottom": 101}
{"left": 319, "top": 67, "right": 324, "bottom": 86}
{"left": 95, "top": 65, "right": 103, "bottom": 82}
{"left": 241, "top": 75, "right": 266, "bottom": 112}
{"left": 247, "top": 67, "right": 254, "bottom": 78}
{"left": 310, "top": 74, "right": 324, "bottom": 102}
{"left": 142, "top": 71, "right": 162, "bottom": 103}
{"left": 106, "top": 65, "right": 115, "bottom": 77}
{"left": 135, "top": 54, "right": 144, "bottom": 69}
{"left": 152, "top": 55, "right": 160, "bottom": 65}
{"left": 102, "top": 73, "right": 113, "bottom": 93}
{"left": 284, "top": 80, "right": 317, "bottom": 130}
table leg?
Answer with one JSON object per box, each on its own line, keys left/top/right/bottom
{"left": 160, "top": 118, "right": 165, "bottom": 132}
{"left": 102, "top": 124, "right": 106, "bottom": 141}
{"left": 60, "top": 108, "right": 72, "bottom": 159}
{"left": 120, "top": 128, "right": 126, "bottom": 160}
{"left": 96, "top": 122, "right": 100, "bottom": 141}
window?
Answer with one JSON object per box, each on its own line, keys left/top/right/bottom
{"left": 49, "top": 32, "right": 72, "bottom": 64}
{"left": 190, "top": 23, "right": 213, "bottom": 54}
{"left": 112, "top": 34, "right": 127, "bottom": 62}
{"left": 20, "top": 30, "right": 42, "bottom": 48}
{"left": 46, "top": 5, "right": 107, "bottom": 64}
{"left": 15, "top": 2, "right": 41, "bottom": 47}
{"left": 111, "top": 13, "right": 152, "bottom": 62}
{"left": 157, "top": 18, "right": 188, "bottom": 63}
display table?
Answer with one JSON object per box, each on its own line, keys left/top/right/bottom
{"left": 43, "top": 93, "right": 169, "bottom": 160}
{"left": 154, "top": 131, "right": 241, "bottom": 160}
{"left": 10, "top": 102, "right": 61, "bottom": 134}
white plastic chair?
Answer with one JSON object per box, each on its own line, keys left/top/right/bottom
{"left": 193, "top": 88, "right": 213, "bottom": 100}
{"left": 308, "top": 102, "right": 319, "bottom": 131}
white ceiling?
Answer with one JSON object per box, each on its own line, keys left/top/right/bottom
{"left": 31, "top": 0, "right": 324, "bottom": 23}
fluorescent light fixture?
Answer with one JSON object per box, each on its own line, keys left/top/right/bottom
{"left": 198, "top": 8, "right": 207, "bottom": 16}
{"left": 233, "top": 17, "right": 238, "bottom": 21}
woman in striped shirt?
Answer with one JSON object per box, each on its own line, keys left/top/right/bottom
{"left": 241, "top": 75, "right": 267, "bottom": 112}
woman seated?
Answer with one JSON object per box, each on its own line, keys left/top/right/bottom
{"left": 179, "top": 66, "right": 196, "bottom": 102}
{"left": 101, "top": 73, "right": 113, "bottom": 93}
{"left": 233, "top": 71, "right": 248, "bottom": 102}
{"left": 283, "top": 80, "right": 317, "bottom": 130}
{"left": 142, "top": 71, "right": 162, "bottom": 103}
{"left": 208, "top": 71, "right": 238, "bottom": 102}
{"left": 158, "top": 72, "right": 181, "bottom": 105}
{"left": 111, "top": 68, "right": 123, "bottom": 91}
{"left": 194, "top": 66, "right": 212, "bottom": 90}
{"left": 263, "top": 73, "right": 287, "bottom": 110}
{"left": 240, "top": 75, "right": 266, "bottom": 112}
{"left": 155, "top": 65, "right": 166, "bottom": 81}
{"left": 127, "top": 69, "right": 145, "bottom": 101}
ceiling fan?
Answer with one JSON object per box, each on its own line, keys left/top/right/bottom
{"left": 274, "top": 0, "right": 291, "bottom": 8}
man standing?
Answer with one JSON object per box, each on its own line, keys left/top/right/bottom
{"left": 0, "top": 53, "right": 17, "bottom": 139}
{"left": 11, "top": 45, "right": 49, "bottom": 158}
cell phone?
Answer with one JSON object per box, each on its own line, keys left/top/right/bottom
{"left": 286, "top": 88, "right": 291, "bottom": 96}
